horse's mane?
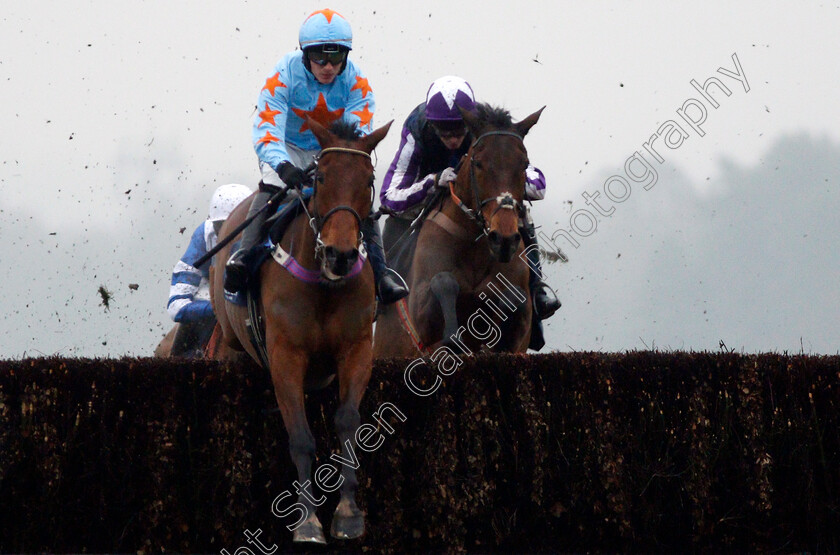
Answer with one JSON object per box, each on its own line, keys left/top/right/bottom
{"left": 329, "top": 120, "right": 364, "bottom": 142}
{"left": 473, "top": 103, "right": 515, "bottom": 130}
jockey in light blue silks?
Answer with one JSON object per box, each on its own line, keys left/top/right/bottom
{"left": 167, "top": 183, "right": 253, "bottom": 356}
{"left": 380, "top": 76, "right": 561, "bottom": 348}
{"left": 224, "top": 8, "right": 408, "bottom": 304}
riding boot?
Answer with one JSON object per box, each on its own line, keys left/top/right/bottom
{"left": 224, "top": 189, "right": 274, "bottom": 293}
{"left": 360, "top": 216, "right": 409, "bottom": 304}
{"left": 521, "top": 216, "right": 561, "bottom": 320}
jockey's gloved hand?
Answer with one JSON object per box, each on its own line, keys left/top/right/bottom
{"left": 276, "top": 161, "right": 307, "bottom": 190}
{"left": 436, "top": 167, "right": 457, "bottom": 188}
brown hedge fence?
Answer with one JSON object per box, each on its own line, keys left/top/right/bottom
{"left": 0, "top": 352, "right": 838, "bottom": 553}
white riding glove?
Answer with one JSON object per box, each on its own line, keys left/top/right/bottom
{"left": 436, "top": 167, "right": 458, "bottom": 188}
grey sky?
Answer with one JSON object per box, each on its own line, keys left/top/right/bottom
{"left": 1, "top": 1, "right": 837, "bottom": 357}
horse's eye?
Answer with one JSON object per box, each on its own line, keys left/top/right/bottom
{"left": 315, "top": 172, "right": 325, "bottom": 183}
{"left": 474, "top": 160, "right": 484, "bottom": 171}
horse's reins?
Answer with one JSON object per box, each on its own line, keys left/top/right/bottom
{"left": 189, "top": 163, "right": 318, "bottom": 270}
{"left": 300, "top": 146, "right": 374, "bottom": 259}
{"left": 449, "top": 130, "right": 527, "bottom": 241}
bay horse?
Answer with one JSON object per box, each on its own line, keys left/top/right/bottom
{"left": 211, "top": 117, "right": 392, "bottom": 543}
{"left": 374, "top": 104, "right": 544, "bottom": 358}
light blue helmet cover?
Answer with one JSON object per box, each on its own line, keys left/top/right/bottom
{"left": 299, "top": 9, "right": 352, "bottom": 50}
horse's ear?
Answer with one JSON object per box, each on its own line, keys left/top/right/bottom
{"left": 307, "top": 116, "right": 333, "bottom": 148}
{"left": 514, "top": 106, "right": 545, "bottom": 137}
{"left": 361, "top": 120, "right": 393, "bottom": 153}
{"left": 459, "top": 106, "right": 483, "bottom": 137}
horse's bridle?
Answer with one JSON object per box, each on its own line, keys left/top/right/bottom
{"left": 449, "top": 130, "right": 527, "bottom": 240}
{"left": 299, "top": 146, "right": 375, "bottom": 259}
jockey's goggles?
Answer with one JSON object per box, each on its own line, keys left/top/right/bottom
{"left": 307, "top": 49, "right": 348, "bottom": 67}
{"left": 432, "top": 123, "right": 467, "bottom": 140}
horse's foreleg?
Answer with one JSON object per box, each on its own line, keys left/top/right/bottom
{"left": 330, "top": 338, "right": 373, "bottom": 540}
{"left": 270, "top": 347, "right": 326, "bottom": 544}
{"left": 429, "top": 271, "right": 461, "bottom": 347}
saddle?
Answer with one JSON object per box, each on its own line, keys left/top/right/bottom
{"left": 266, "top": 192, "right": 309, "bottom": 245}
{"left": 387, "top": 222, "right": 421, "bottom": 281}
{"left": 222, "top": 194, "right": 308, "bottom": 308}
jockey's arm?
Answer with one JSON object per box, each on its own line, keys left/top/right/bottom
{"left": 525, "top": 164, "right": 547, "bottom": 201}
{"left": 167, "top": 223, "right": 215, "bottom": 323}
{"left": 252, "top": 63, "right": 293, "bottom": 173}
{"left": 380, "top": 124, "right": 436, "bottom": 215}
{"left": 341, "top": 63, "right": 376, "bottom": 135}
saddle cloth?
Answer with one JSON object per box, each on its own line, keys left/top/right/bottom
{"left": 222, "top": 196, "right": 306, "bottom": 306}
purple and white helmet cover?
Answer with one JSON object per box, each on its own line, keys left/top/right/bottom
{"left": 424, "top": 75, "right": 475, "bottom": 122}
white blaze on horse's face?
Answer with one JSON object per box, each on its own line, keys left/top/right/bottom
{"left": 495, "top": 192, "right": 516, "bottom": 210}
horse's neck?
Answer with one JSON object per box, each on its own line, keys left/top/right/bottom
{"left": 436, "top": 196, "right": 495, "bottom": 276}
{"left": 440, "top": 195, "right": 474, "bottom": 234}
{"left": 440, "top": 195, "right": 484, "bottom": 243}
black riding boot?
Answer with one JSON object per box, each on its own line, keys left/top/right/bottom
{"left": 224, "top": 189, "right": 274, "bottom": 293}
{"left": 360, "top": 217, "right": 409, "bottom": 304}
{"left": 522, "top": 217, "right": 561, "bottom": 320}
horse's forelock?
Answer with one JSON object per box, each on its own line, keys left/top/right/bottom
{"left": 474, "top": 103, "right": 514, "bottom": 130}
{"left": 328, "top": 120, "right": 364, "bottom": 142}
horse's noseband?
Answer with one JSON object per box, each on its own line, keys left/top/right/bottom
{"left": 304, "top": 147, "right": 374, "bottom": 259}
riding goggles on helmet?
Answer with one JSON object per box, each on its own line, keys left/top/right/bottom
{"left": 307, "top": 48, "right": 348, "bottom": 67}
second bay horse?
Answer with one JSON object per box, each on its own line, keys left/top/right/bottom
{"left": 374, "top": 103, "right": 544, "bottom": 358}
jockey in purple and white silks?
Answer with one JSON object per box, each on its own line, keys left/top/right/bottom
{"left": 381, "top": 77, "right": 547, "bottom": 217}
{"left": 224, "top": 9, "right": 408, "bottom": 304}
{"left": 167, "top": 183, "right": 252, "bottom": 356}
{"left": 379, "top": 76, "right": 560, "bottom": 345}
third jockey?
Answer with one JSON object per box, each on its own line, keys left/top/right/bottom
{"left": 168, "top": 183, "right": 253, "bottom": 357}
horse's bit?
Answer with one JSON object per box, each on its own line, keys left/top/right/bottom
{"left": 299, "top": 147, "right": 375, "bottom": 259}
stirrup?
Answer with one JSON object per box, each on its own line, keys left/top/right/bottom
{"left": 533, "top": 282, "right": 561, "bottom": 319}
{"left": 226, "top": 247, "right": 247, "bottom": 265}
{"left": 384, "top": 267, "right": 408, "bottom": 289}
{"left": 224, "top": 249, "right": 250, "bottom": 293}
{"left": 377, "top": 268, "right": 409, "bottom": 304}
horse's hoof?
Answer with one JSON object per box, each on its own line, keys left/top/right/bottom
{"left": 331, "top": 497, "right": 366, "bottom": 540}
{"left": 330, "top": 511, "right": 365, "bottom": 540}
{"left": 292, "top": 515, "right": 327, "bottom": 544}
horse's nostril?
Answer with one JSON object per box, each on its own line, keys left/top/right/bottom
{"left": 487, "top": 230, "right": 501, "bottom": 245}
{"left": 323, "top": 246, "right": 338, "bottom": 264}
{"left": 328, "top": 248, "right": 360, "bottom": 276}
{"left": 347, "top": 248, "right": 359, "bottom": 265}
